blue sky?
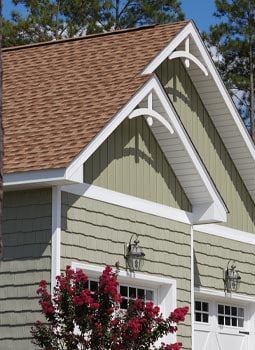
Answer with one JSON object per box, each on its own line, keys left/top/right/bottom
{"left": 3, "top": 0, "right": 218, "bottom": 32}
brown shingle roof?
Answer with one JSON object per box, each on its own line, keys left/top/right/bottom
{"left": 3, "top": 21, "right": 189, "bottom": 174}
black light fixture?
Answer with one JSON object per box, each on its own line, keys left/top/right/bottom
{"left": 124, "top": 234, "right": 145, "bottom": 273}
{"left": 224, "top": 260, "right": 241, "bottom": 293}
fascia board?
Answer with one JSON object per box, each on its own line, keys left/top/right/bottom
{"left": 142, "top": 21, "right": 194, "bottom": 75}
{"left": 3, "top": 168, "right": 69, "bottom": 190}
{"left": 188, "top": 24, "right": 255, "bottom": 160}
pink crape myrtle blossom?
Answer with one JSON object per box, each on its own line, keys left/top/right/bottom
{"left": 31, "top": 265, "right": 189, "bottom": 349}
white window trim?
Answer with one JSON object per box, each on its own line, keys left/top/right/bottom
{"left": 72, "top": 262, "right": 177, "bottom": 345}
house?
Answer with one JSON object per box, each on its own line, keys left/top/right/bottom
{"left": 1, "top": 19, "right": 255, "bottom": 350}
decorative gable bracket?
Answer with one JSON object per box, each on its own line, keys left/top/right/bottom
{"left": 128, "top": 91, "right": 174, "bottom": 134}
{"left": 169, "top": 35, "right": 208, "bottom": 76}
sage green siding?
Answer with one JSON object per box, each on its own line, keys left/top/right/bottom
{"left": 156, "top": 59, "right": 255, "bottom": 233}
{"left": 0, "top": 189, "right": 52, "bottom": 350}
{"left": 194, "top": 230, "right": 255, "bottom": 295}
{"left": 61, "top": 191, "right": 191, "bottom": 349}
{"left": 84, "top": 116, "right": 192, "bottom": 212}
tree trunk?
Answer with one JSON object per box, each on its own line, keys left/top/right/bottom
{"left": 249, "top": 44, "right": 255, "bottom": 142}
{"left": 0, "top": 0, "right": 3, "bottom": 256}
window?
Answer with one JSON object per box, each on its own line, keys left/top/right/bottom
{"left": 83, "top": 279, "right": 155, "bottom": 309}
{"left": 195, "top": 300, "right": 209, "bottom": 323}
{"left": 218, "top": 304, "right": 244, "bottom": 327}
{"left": 71, "top": 263, "right": 177, "bottom": 345}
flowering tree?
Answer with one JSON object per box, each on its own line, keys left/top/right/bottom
{"left": 31, "top": 265, "right": 189, "bottom": 350}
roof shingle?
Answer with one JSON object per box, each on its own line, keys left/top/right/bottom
{"left": 3, "top": 21, "right": 188, "bottom": 174}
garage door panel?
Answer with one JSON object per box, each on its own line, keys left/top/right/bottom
{"left": 194, "top": 299, "right": 249, "bottom": 350}
{"left": 194, "top": 329, "right": 210, "bottom": 350}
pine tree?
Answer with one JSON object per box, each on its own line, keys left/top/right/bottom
{"left": 207, "top": 0, "right": 255, "bottom": 142}
{"left": 3, "top": 0, "right": 184, "bottom": 47}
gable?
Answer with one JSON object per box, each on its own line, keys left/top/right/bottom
{"left": 84, "top": 116, "right": 192, "bottom": 212}
{"left": 156, "top": 58, "right": 255, "bottom": 232}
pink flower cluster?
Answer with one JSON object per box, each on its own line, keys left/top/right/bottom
{"left": 31, "top": 265, "right": 189, "bottom": 350}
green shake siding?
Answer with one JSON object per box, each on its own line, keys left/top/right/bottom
{"left": 194, "top": 231, "right": 255, "bottom": 295}
{"left": 0, "top": 189, "right": 52, "bottom": 350}
{"left": 61, "top": 192, "right": 191, "bottom": 349}
{"left": 84, "top": 116, "right": 192, "bottom": 212}
{"left": 156, "top": 59, "right": 255, "bottom": 233}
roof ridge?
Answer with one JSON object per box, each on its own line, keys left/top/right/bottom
{"left": 3, "top": 20, "right": 189, "bottom": 52}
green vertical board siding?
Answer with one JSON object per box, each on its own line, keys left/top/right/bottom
{"left": 61, "top": 192, "right": 192, "bottom": 349}
{"left": 0, "top": 189, "right": 52, "bottom": 350}
{"left": 156, "top": 59, "right": 255, "bottom": 233}
{"left": 194, "top": 231, "right": 255, "bottom": 295}
{"left": 84, "top": 116, "right": 192, "bottom": 212}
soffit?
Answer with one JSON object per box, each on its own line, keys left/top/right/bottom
{"left": 186, "top": 33, "right": 255, "bottom": 202}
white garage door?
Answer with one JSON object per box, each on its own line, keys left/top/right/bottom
{"left": 194, "top": 300, "right": 249, "bottom": 350}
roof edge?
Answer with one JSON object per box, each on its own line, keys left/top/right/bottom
{"left": 3, "top": 21, "right": 188, "bottom": 52}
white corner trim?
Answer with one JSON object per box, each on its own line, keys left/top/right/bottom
{"left": 193, "top": 223, "right": 255, "bottom": 245}
{"left": 51, "top": 186, "right": 61, "bottom": 294}
{"left": 195, "top": 287, "right": 255, "bottom": 304}
{"left": 61, "top": 182, "right": 192, "bottom": 224}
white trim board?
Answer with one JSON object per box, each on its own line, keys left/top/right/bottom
{"left": 51, "top": 186, "right": 61, "bottom": 294}
{"left": 195, "top": 287, "right": 255, "bottom": 304}
{"left": 193, "top": 223, "right": 255, "bottom": 245}
{"left": 61, "top": 182, "right": 192, "bottom": 224}
{"left": 4, "top": 168, "right": 69, "bottom": 190}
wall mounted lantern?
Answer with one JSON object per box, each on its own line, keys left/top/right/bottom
{"left": 224, "top": 260, "right": 241, "bottom": 293}
{"left": 124, "top": 234, "right": 145, "bottom": 273}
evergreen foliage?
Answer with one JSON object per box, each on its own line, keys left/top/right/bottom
{"left": 3, "top": 0, "right": 184, "bottom": 47}
{"left": 206, "top": 0, "right": 255, "bottom": 141}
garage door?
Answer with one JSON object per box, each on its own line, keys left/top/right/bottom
{"left": 194, "top": 300, "right": 249, "bottom": 350}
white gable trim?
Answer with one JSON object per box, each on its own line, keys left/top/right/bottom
{"left": 143, "top": 20, "right": 255, "bottom": 202}
{"left": 142, "top": 22, "right": 194, "bottom": 74}
{"left": 61, "top": 182, "right": 191, "bottom": 224}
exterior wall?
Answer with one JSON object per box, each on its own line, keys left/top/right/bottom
{"left": 156, "top": 59, "right": 255, "bottom": 233}
{"left": 84, "top": 116, "right": 192, "bottom": 212}
{"left": 194, "top": 230, "right": 255, "bottom": 295}
{"left": 0, "top": 189, "right": 52, "bottom": 350}
{"left": 61, "top": 191, "right": 192, "bottom": 349}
